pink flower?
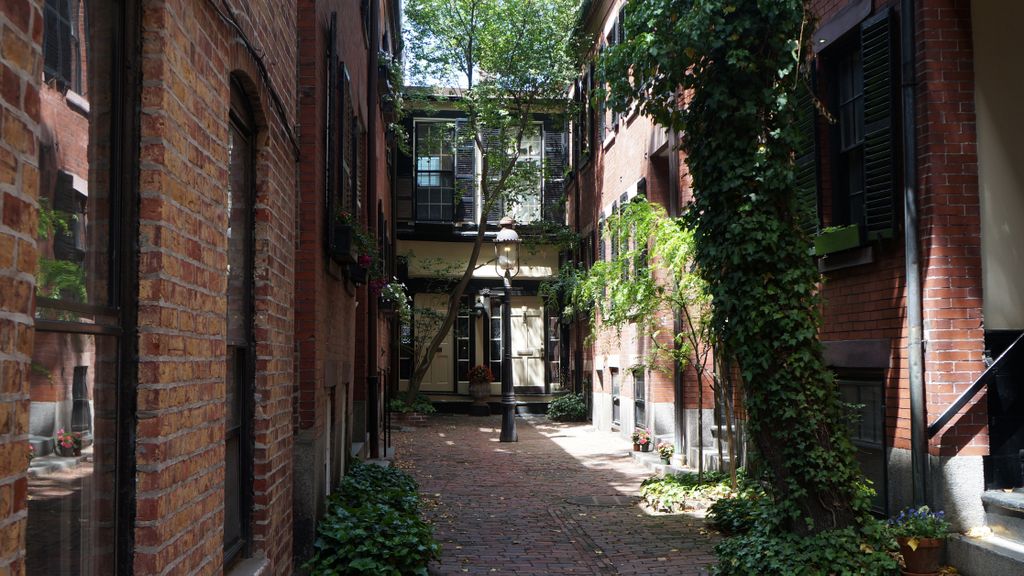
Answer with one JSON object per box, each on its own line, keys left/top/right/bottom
{"left": 358, "top": 254, "right": 372, "bottom": 268}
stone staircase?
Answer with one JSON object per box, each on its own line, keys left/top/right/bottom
{"left": 685, "top": 425, "right": 740, "bottom": 473}
{"left": 949, "top": 489, "right": 1024, "bottom": 575}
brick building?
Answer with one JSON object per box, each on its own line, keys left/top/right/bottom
{"left": 293, "top": 0, "right": 400, "bottom": 562}
{"left": 565, "top": 0, "right": 723, "bottom": 467}
{"left": 393, "top": 95, "right": 568, "bottom": 411}
{"left": 803, "top": 0, "right": 1022, "bottom": 572}
{"left": 0, "top": 0, "right": 396, "bottom": 574}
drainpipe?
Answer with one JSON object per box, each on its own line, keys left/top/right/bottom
{"left": 367, "top": 0, "right": 381, "bottom": 459}
{"left": 667, "top": 131, "right": 684, "bottom": 455}
{"left": 901, "top": 0, "right": 927, "bottom": 506}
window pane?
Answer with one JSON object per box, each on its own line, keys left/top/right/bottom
{"left": 28, "top": 334, "right": 118, "bottom": 575}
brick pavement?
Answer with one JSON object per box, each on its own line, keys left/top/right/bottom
{"left": 392, "top": 414, "right": 718, "bottom": 575}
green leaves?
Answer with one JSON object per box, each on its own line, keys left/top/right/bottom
{"left": 305, "top": 462, "right": 440, "bottom": 575}
{"left": 600, "top": 0, "right": 876, "bottom": 555}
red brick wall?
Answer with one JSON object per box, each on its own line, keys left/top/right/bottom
{"left": 809, "top": 0, "right": 985, "bottom": 457}
{"left": 0, "top": 1, "right": 41, "bottom": 573}
{"left": 134, "top": 0, "right": 296, "bottom": 572}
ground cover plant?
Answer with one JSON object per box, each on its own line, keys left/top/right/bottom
{"left": 641, "top": 470, "right": 734, "bottom": 513}
{"left": 305, "top": 461, "right": 440, "bottom": 575}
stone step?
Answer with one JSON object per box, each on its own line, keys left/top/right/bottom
{"left": 948, "top": 533, "right": 1024, "bottom": 576}
{"left": 982, "top": 490, "right": 1024, "bottom": 541}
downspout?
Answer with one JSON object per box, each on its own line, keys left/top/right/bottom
{"left": 901, "top": 0, "right": 927, "bottom": 506}
{"left": 367, "top": 0, "right": 381, "bottom": 459}
{"left": 667, "top": 131, "right": 684, "bottom": 456}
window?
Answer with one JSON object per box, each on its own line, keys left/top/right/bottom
{"left": 838, "top": 377, "right": 886, "bottom": 513}
{"left": 224, "top": 81, "right": 256, "bottom": 564}
{"left": 455, "top": 303, "right": 471, "bottom": 386}
{"left": 835, "top": 49, "right": 865, "bottom": 229}
{"left": 399, "top": 321, "right": 413, "bottom": 380}
{"left": 489, "top": 299, "right": 503, "bottom": 382}
{"left": 508, "top": 131, "right": 543, "bottom": 224}
{"left": 610, "top": 368, "right": 620, "bottom": 425}
{"left": 633, "top": 368, "right": 646, "bottom": 429}
{"left": 29, "top": 2, "right": 131, "bottom": 572}
{"left": 546, "top": 313, "right": 561, "bottom": 392}
{"left": 43, "top": 0, "right": 82, "bottom": 92}
{"left": 800, "top": 9, "right": 897, "bottom": 244}
{"left": 414, "top": 121, "right": 456, "bottom": 222}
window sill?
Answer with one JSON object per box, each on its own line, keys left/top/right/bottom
{"left": 226, "top": 556, "right": 270, "bottom": 576}
{"left": 817, "top": 244, "right": 874, "bottom": 273}
{"left": 602, "top": 129, "right": 617, "bottom": 150}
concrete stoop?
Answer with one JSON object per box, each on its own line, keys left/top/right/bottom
{"left": 630, "top": 449, "right": 693, "bottom": 476}
{"left": 948, "top": 533, "right": 1024, "bottom": 576}
{"left": 948, "top": 489, "right": 1024, "bottom": 575}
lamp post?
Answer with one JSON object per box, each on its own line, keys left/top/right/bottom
{"left": 494, "top": 217, "right": 521, "bottom": 442}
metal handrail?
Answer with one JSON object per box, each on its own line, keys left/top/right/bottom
{"left": 927, "top": 331, "right": 1024, "bottom": 438}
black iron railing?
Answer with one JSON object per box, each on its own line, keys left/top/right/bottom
{"left": 927, "top": 332, "right": 1024, "bottom": 438}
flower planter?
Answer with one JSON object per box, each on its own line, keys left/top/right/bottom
{"left": 897, "top": 537, "right": 944, "bottom": 576}
{"left": 660, "top": 457, "right": 671, "bottom": 465}
{"left": 633, "top": 443, "right": 641, "bottom": 452}
{"left": 330, "top": 224, "right": 358, "bottom": 264}
{"left": 641, "top": 443, "right": 651, "bottom": 453}
{"left": 814, "top": 224, "right": 861, "bottom": 256}
{"left": 468, "top": 381, "right": 490, "bottom": 406}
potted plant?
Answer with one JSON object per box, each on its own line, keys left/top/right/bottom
{"left": 889, "top": 506, "right": 950, "bottom": 576}
{"left": 55, "top": 428, "right": 82, "bottom": 457}
{"left": 631, "top": 427, "right": 651, "bottom": 452}
{"left": 466, "top": 364, "right": 494, "bottom": 406}
{"left": 656, "top": 441, "right": 674, "bottom": 465}
{"left": 814, "top": 224, "right": 861, "bottom": 256}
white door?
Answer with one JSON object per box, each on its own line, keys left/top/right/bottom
{"left": 510, "top": 296, "right": 545, "bottom": 390}
{"left": 415, "top": 294, "right": 453, "bottom": 392}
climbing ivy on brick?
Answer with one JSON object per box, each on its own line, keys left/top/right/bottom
{"left": 600, "top": 0, "right": 873, "bottom": 544}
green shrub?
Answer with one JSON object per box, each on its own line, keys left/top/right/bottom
{"left": 333, "top": 462, "right": 421, "bottom": 514}
{"left": 306, "top": 462, "right": 440, "bottom": 575}
{"left": 641, "top": 470, "right": 733, "bottom": 513}
{"left": 306, "top": 503, "right": 440, "bottom": 576}
{"left": 710, "top": 525, "right": 898, "bottom": 576}
{"left": 708, "top": 482, "right": 898, "bottom": 575}
{"left": 546, "top": 392, "right": 588, "bottom": 421}
{"left": 388, "top": 393, "right": 436, "bottom": 414}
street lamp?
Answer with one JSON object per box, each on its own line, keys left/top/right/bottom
{"left": 494, "top": 217, "right": 521, "bottom": 442}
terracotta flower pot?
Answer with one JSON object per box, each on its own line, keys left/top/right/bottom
{"left": 633, "top": 443, "right": 641, "bottom": 452}
{"left": 898, "top": 536, "right": 944, "bottom": 575}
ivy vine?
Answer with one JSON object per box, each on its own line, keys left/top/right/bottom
{"left": 601, "top": 0, "right": 873, "bottom": 544}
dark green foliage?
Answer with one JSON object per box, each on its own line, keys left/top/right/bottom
{"left": 333, "top": 462, "right": 421, "bottom": 515}
{"left": 388, "top": 393, "right": 436, "bottom": 415}
{"left": 708, "top": 484, "right": 899, "bottom": 575}
{"left": 601, "top": 0, "right": 871, "bottom": 537}
{"left": 545, "top": 392, "right": 588, "bottom": 422}
{"left": 306, "top": 462, "right": 440, "bottom": 575}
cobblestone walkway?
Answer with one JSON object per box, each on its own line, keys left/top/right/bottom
{"left": 392, "top": 414, "right": 718, "bottom": 575}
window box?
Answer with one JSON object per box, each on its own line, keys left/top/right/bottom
{"left": 814, "top": 224, "right": 860, "bottom": 256}
{"left": 330, "top": 223, "right": 358, "bottom": 264}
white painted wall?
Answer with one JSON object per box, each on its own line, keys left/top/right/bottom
{"left": 973, "top": 2, "right": 1024, "bottom": 330}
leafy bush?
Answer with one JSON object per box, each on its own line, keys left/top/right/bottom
{"left": 546, "top": 392, "right": 588, "bottom": 421}
{"left": 707, "top": 481, "right": 898, "bottom": 575}
{"left": 388, "top": 393, "right": 436, "bottom": 414}
{"left": 306, "top": 462, "right": 440, "bottom": 575}
{"left": 641, "top": 470, "right": 733, "bottom": 513}
{"left": 333, "top": 461, "right": 421, "bottom": 514}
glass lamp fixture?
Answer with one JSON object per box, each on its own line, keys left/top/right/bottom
{"left": 493, "top": 216, "right": 521, "bottom": 277}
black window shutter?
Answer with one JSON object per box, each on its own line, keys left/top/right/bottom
{"left": 543, "top": 128, "right": 566, "bottom": 223}
{"left": 455, "top": 120, "right": 477, "bottom": 223}
{"left": 598, "top": 219, "right": 606, "bottom": 262}
{"left": 794, "top": 80, "right": 819, "bottom": 237}
{"left": 596, "top": 48, "right": 606, "bottom": 144}
{"left": 860, "top": 8, "right": 897, "bottom": 239}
